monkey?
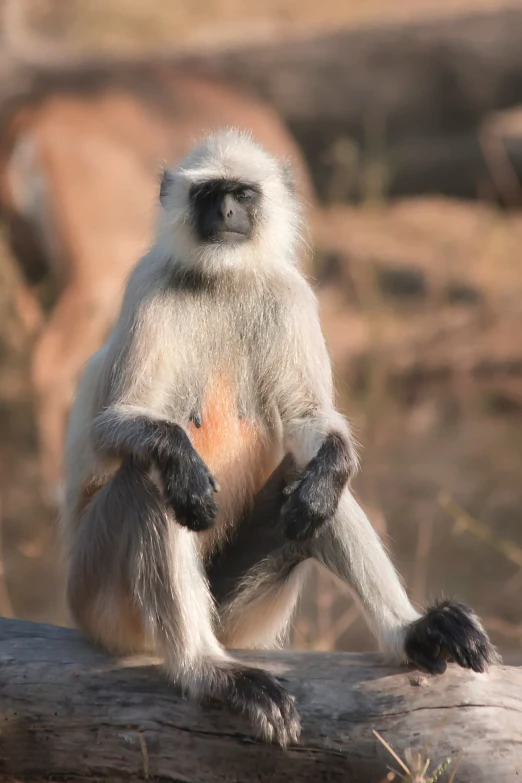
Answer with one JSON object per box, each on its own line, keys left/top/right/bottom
{"left": 62, "top": 129, "right": 499, "bottom": 747}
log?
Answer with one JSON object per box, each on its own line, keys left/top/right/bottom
{"left": 0, "top": 618, "right": 520, "bottom": 782}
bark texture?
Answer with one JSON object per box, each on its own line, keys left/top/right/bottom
{"left": 0, "top": 618, "right": 520, "bottom": 782}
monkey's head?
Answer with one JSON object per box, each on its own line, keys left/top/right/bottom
{"left": 157, "top": 129, "right": 304, "bottom": 275}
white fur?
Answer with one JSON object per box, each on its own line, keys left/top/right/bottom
{"left": 155, "top": 129, "right": 303, "bottom": 276}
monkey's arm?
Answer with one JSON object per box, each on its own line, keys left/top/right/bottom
{"left": 273, "top": 284, "right": 358, "bottom": 540}
{"left": 269, "top": 289, "right": 499, "bottom": 673}
{"left": 88, "top": 286, "right": 219, "bottom": 532}
{"left": 91, "top": 406, "right": 219, "bottom": 532}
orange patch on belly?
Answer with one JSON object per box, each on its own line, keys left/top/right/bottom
{"left": 186, "top": 374, "right": 256, "bottom": 471}
{"left": 186, "top": 374, "right": 278, "bottom": 509}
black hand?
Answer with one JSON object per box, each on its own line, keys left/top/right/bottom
{"left": 283, "top": 432, "right": 353, "bottom": 541}
{"left": 282, "top": 469, "right": 334, "bottom": 541}
{"left": 153, "top": 425, "right": 219, "bottom": 532}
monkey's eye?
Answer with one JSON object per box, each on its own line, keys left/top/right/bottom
{"left": 236, "top": 189, "right": 257, "bottom": 205}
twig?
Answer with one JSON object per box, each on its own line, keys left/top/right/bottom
{"left": 0, "top": 498, "right": 15, "bottom": 618}
{"left": 439, "top": 492, "right": 522, "bottom": 569}
{"left": 411, "top": 515, "right": 434, "bottom": 606}
{"left": 478, "top": 122, "right": 522, "bottom": 208}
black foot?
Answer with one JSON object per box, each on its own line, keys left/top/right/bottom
{"left": 224, "top": 666, "right": 301, "bottom": 747}
{"left": 405, "top": 600, "right": 501, "bottom": 674}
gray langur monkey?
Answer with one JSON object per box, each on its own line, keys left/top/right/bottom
{"left": 62, "top": 129, "right": 499, "bottom": 746}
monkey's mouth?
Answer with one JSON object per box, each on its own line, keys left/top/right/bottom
{"left": 208, "top": 229, "right": 250, "bottom": 244}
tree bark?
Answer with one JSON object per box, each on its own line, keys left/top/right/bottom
{"left": 0, "top": 618, "right": 520, "bottom": 782}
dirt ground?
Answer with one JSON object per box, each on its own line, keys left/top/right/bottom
{"left": 1, "top": 195, "right": 522, "bottom": 662}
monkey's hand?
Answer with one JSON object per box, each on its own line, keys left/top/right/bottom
{"left": 282, "top": 432, "right": 354, "bottom": 541}
{"left": 281, "top": 468, "right": 338, "bottom": 541}
{"left": 154, "top": 426, "right": 219, "bottom": 532}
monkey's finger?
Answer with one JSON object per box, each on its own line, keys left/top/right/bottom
{"left": 177, "top": 513, "right": 215, "bottom": 532}
{"left": 408, "top": 652, "right": 447, "bottom": 675}
{"left": 441, "top": 634, "right": 491, "bottom": 673}
{"left": 284, "top": 510, "right": 325, "bottom": 542}
{"left": 209, "top": 475, "right": 221, "bottom": 493}
{"left": 283, "top": 471, "right": 311, "bottom": 496}
{"left": 405, "top": 600, "right": 500, "bottom": 674}
{"left": 283, "top": 480, "right": 301, "bottom": 496}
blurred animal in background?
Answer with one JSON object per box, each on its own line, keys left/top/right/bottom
{"left": 0, "top": 59, "right": 314, "bottom": 506}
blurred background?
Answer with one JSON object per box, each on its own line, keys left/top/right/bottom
{"left": 1, "top": 0, "right": 522, "bottom": 663}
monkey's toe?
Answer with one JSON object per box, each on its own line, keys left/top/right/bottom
{"left": 225, "top": 666, "right": 301, "bottom": 747}
{"left": 405, "top": 600, "right": 501, "bottom": 674}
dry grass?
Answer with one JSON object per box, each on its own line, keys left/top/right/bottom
{"left": 374, "top": 714, "right": 462, "bottom": 783}
{"left": 374, "top": 729, "right": 459, "bottom": 783}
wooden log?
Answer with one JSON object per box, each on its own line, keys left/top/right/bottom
{"left": 0, "top": 618, "right": 520, "bottom": 782}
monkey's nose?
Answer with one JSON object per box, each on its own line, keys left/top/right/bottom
{"left": 205, "top": 193, "right": 250, "bottom": 241}
{"left": 220, "top": 194, "right": 236, "bottom": 221}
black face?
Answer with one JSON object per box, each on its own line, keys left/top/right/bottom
{"left": 190, "top": 179, "right": 261, "bottom": 245}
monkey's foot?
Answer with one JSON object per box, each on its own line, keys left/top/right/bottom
{"left": 221, "top": 666, "right": 301, "bottom": 746}
{"left": 405, "top": 599, "right": 501, "bottom": 674}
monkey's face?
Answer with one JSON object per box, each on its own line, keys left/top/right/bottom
{"left": 157, "top": 130, "right": 303, "bottom": 275}
{"left": 190, "top": 179, "right": 260, "bottom": 245}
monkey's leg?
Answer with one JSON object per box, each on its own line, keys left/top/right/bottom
{"left": 69, "top": 458, "right": 300, "bottom": 746}
{"left": 210, "top": 461, "right": 499, "bottom": 673}
{"left": 309, "top": 491, "right": 500, "bottom": 673}
{"left": 208, "top": 456, "right": 311, "bottom": 649}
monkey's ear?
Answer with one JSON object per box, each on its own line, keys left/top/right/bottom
{"left": 159, "top": 167, "right": 175, "bottom": 206}
{"left": 280, "top": 160, "right": 296, "bottom": 195}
